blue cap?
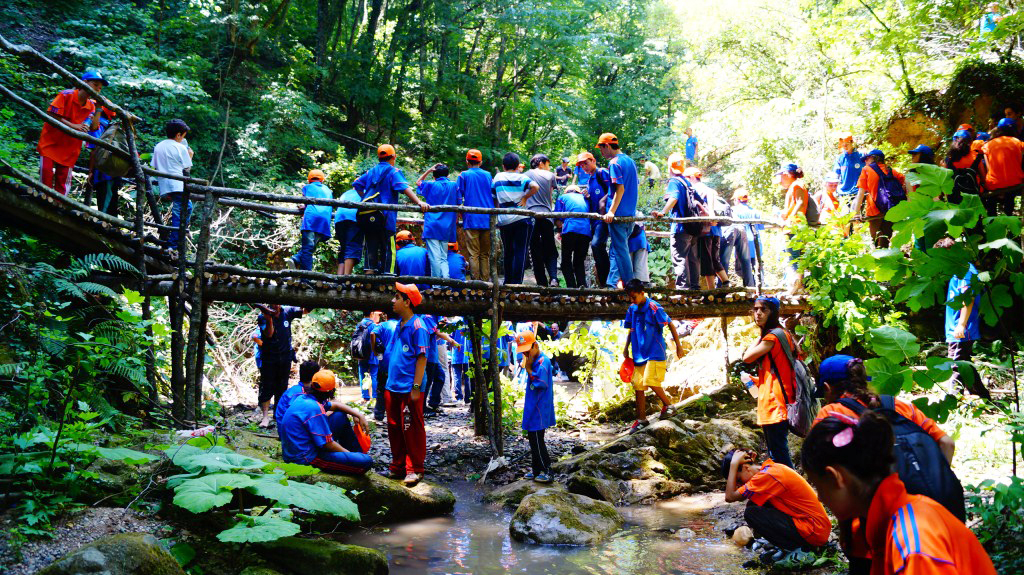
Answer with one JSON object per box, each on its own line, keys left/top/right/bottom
{"left": 952, "top": 130, "right": 971, "bottom": 140}
{"left": 754, "top": 295, "right": 780, "bottom": 312}
{"left": 814, "top": 354, "right": 858, "bottom": 398}
{"left": 864, "top": 149, "right": 885, "bottom": 162}
{"left": 907, "top": 145, "right": 932, "bottom": 155}
{"left": 976, "top": 131, "right": 991, "bottom": 141}
{"left": 775, "top": 163, "right": 799, "bottom": 175}
{"left": 80, "top": 70, "right": 109, "bottom": 86}
{"left": 998, "top": 117, "right": 1016, "bottom": 129}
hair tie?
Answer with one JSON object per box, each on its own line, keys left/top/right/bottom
{"left": 829, "top": 413, "right": 859, "bottom": 448}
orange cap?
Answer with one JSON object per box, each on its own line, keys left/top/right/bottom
{"left": 576, "top": 152, "right": 595, "bottom": 166}
{"left": 667, "top": 152, "right": 685, "bottom": 174}
{"left": 396, "top": 230, "right": 415, "bottom": 243}
{"left": 836, "top": 131, "right": 853, "bottom": 142}
{"left": 377, "top": 144, "right": 396, "bottom": 159}
{"left": 958, "top": 123, "right": 973, "bottom": 131}
{"left": 515, "top": 330, "right": 536, "bottom": 353}
{"left": 466, "top": 149, "right": 483, "bottom": 162}
{"left": 732, "top": 188, "right": 749, "bottom": 201}
{"left": 596, "top": 133, "right": 618, "bottom": 147}
{"left": 448, "top": 242, "right": 459, "bottom": 252}
{"left": 395, "top": 282, "right": 422, "bottom": 307}
{"left": 310, "top": 369, "right": 337, "bottom": 392}
{"left": 307, "top": 169, "right": 326, "bottom": 182}
{"left": 683, "top": 167, "right": 703, "bottom": 178}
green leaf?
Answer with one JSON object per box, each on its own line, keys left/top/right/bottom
{"left": 978, "top": 284, "right": 1013, "bottom": 327}
{"left": 64, "top": 443, "right": 158, "bottom": 464}
{"left": 264, "top": 462, "right": 319, "bottom": 477}
{"left": 169, "top": 542, "right": 196, "bottom": 567}
{"left": 864, "top": 357, "right": 910, "bottom": 396}
{"left": 122, "top": 289, "right": 145, "bottom": 306}
{"left": 216, "top": 515, "right": 301, "bottom": 543}
{"left": 247, "top": 478, "right": 360, "bottom": 520}
{"left": 173, "top": 473, "right": 255, "bottom": 513}
{"left": 165, "top": 445, "right": 267, "bottom": 473}
{"left": 867, "top": 326, "right": 920, "bottom": 363}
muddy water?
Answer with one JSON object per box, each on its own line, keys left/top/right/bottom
{"left": 339, "top": 482, "right": 763, "bottom": 575}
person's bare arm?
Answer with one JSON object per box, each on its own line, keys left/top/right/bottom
{"left": 322, "top": 440, "right": 349, "bottom": 453}
{"left": 851, "top": 188, "right": 866, "bottom": 218}
{"left": 261, "top": 314, "right": 275, "bottom": 340}
{"left": 436, "top": 331, "right": 460, "bottom": 349}
{"left": 410, "top": 355, "right": 427, "bottom": 401}
{"left": 327, "top": 401, "right": 369, "bottom": 430}
{"left": 938, "top": 435, "right": 955, "bottom": 463}
{"left": 668, "top": 321, "right": 684, "bottom": 359}
{"left": 623, "top": 329, "right": 632, "bottom": 359}
{"left": 742, "top": 338, "right": 773, "bottom": 364}
{"left": 953, "top": 299, "right": 974, "bottom": 340}
{"left": 416, "top": 166, "right": 435, "bottom": 186}
{"left": 653, "top": 197, "right": 677, "bottom": 218}
{"left": 724, "top": 450, "right": 752, "bottom": 502}
{"left": 403, "top": 187, "right": 430, "bottom": 212}
{"left": 603, "top": 183, "right": 625, "bottom": 223}
{"left": 518, "top": 181, "right": 540, "bottom": 206}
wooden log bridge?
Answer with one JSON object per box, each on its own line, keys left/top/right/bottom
{"left": 0, "top": 34, "right": 808, "bottom": 453}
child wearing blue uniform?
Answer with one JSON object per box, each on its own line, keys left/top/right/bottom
{"left": 274, "top": 360, "right": 321, "bottom": 431}
{"left": 290, "top": 169, "right": 333, "bottom": 271}
{"left": 334, "top": 187, "right": 364, "bottom": 275}
{"left": 373, "top": 316, "right": 398, "bottom": 422}
{"left": 622, "top": 279, "right": 683, "bottom": 434}
{"left": 599, "top": 133, "right": 637, "bottom": 286}
{"left": 628, "top": 219, "right": 651, "bottom": 285}
{"left": 385, "top": 283, "right": 430, "bottom": 486}
{"left": 279, "top": 370, "right": 373, "bottom": 475}
{"left": 517, "top": 330, "right": 555, "bottom": 483}
{"left": 937, "top": 237, "right": 987, "bottom": 398}
{"left": 447, "top": 243, "right": 467, "bottom": 282}
{"left": 394, "top": 230, "right": 431, "bottom": 289}
{"left": 355, "top": 312, "right": 381, "bottom": 402}
{"left": 451, "top": 320, "right": 472, "bottom": 403}
{"left": 554, "top": 185, "right": 592, "bottom": 288}
{"left": 415, "top": 163, "right": 460, "bottom": 279}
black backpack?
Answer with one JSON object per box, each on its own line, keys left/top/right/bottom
{"left": 356, "top": 165, "right": 396, "bottom": 229}
{"left": 672, "top": 177, "right": 710, "bottom": 236}
{"left": 869, "top": 164, "right": 908, "bottom": 214}
{"left": 948, "top": 152, "right": 984, "bottom": 204}
{"left": 838, "top": 396, "right": 966, "bottom": 521}
{"left": 349, "top": 320, "right": 375, "bottom": 360}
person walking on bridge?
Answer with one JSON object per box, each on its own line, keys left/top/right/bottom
{"left": 152, "top": 119, "right": 195, "bottom": 250}
{"left": 456, "top": 149, "right": 493, "bottom": 281}
{"left": 416, "top": 163, "right": 459, "bottom": 279}
{"left": 38, "top": 71, "right": 107, "bottom": 196}
{"left": 287, "top": 169, "right": 332, "bottom": 271}
{"left": 599, "top": 133, "right": 637, "bottom": 287}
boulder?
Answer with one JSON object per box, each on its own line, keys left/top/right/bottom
{"left": 483, "top": 478, "right": 565, "bottom": 509}
{"left": 36, "top": 533, "right": 184, "bottom": 575}
{"left": 566, "top": 473, "right": 619, "bottom": 503}
{"left": 309, "top": 472, "right": 455, "bottom": 525}
{"left": 509, "top": 489, "right": 623, "bottom": 546}
{"left": 256, "top": 537, "right": 387, "bottom": 575}
{"left": 240, "top": 568, "right": 287, "bottom": 575}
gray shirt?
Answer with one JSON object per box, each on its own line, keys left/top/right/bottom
{"left": 524, "top": 168, "right": 556, "bottom": 213}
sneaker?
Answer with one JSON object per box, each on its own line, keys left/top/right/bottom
{"left": 387, "top": 469, "right": 406, "bottom": 481}
{"left": 373, "top": 414, "right": 385, "bottom": 422}
{"left": 534, "top": 473, "right": 552, "bottom": 483}
{"left": 283, "top": 258, "right": 296, "bottom": 270}
{"left": 524, "top": 472, "right": 535, "bottom": 480}
{"left": 403, "top": 473, "right": 422, "bottom": 487}
{"left": 660, "top": 405, "right": 676, "bottom": 418}
{"left": 424, "top": 407, "right": 440, "bottom": 418}
{"left": 628, "top": 419, "right": 650, "bottom": 434}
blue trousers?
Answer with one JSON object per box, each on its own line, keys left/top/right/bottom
{"left": 453, "top": 363, "right": 471, "bottom": 402}
{"left": 358, "top": 360, "right": 378, "bottom": 400}
{"left": 590, "top": 222, "right": 611, "bottom": 286}
{"left": 607, "top": 221, "right": 632, "bottom": 286}
{"left": 425, "top": 361, "right": 445, "bottom": 409}
{"left": 720, "top": 226, "right": 754, "bottom": 287}
{"left": 499, "top": 218, "right": 534, "bottom": 285}
{"left": 308, "top": 411, "right": 373, "bottom": 475}
{"left": 293, "top": 230, "right": 328, "bottom": 271}
{"left": 166, "top": 192, "right": 193, "bottom": 248}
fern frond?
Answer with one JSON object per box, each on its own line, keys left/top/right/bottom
{"left": 108, "top": 361, "right": 146, "bottom": 384}
{"left": 0, "top": 362, "right": 28, "bottom": 377}
{"left": 77, "top": 254, "right": 140, "bottom": 277}
{"left": 53, "top": 278, "right": 86, "bottom": 300}
{"left": 75, "top": 282, "right": 120, "bottom": 299}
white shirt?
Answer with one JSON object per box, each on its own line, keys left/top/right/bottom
{"left": 151, "top": 138, "right": 193, "bottom": 195}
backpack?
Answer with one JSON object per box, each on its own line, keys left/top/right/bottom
{"left": 92, "top": 122, "right": 133, "bottom": 178}
{"left": 802, "top": 187, "right": 821, "bottom": 226}
{"left": 765, "top": 328, "right": 818, "bottom": 438}
{"left": 837, "top": 396, "right": 966, "bottom": 521}
{"left": 349, "top": 320, "right": 375, "bottom": 360}
{"left": 356, "top": 165, "right": 396, "bottom": 229}
{"left": 948, "top": 152, "right": 984, "bottom": 204}
{"left": 673, "top": 177, "right": 711, "bottom": 236}
{"left": 869, "top": 164, "right": 908, "bottom": 214}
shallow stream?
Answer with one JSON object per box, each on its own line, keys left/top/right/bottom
{"left": 339, "top": 482, "right": 762, "bottom": 575}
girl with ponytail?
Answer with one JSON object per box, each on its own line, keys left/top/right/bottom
{"left": 802, "top": 413, "right": 996, "bottom": 575}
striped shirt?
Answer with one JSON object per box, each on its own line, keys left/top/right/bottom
{"left": 491, "top": 172, "right": 535, "bottom": 226}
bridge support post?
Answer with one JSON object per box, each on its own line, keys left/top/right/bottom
{"left": 467, "top": 315, "right": 490, "bottom": 438}
{"left": 721, "top": 315, "right": 730, "bottom": 386}
{"left": 488, "top": 213, "right": 503, "bottom": 456}
{"left": 184, "top": 191, "right": 216, "bottom": 423}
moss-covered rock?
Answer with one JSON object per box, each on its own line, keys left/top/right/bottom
{"left": 483, "top": 478, "right": 565, "bottom": 509}
{"left": 307, "top": 472, "right": 455, "bottom": 526}
{"left": 509, "top": 489, "right": 623, "bottom": 546}
{"left": 256, "top": 537, "right": 387, "bottom": 575}
{"left": 36, "top": 533, "right": 184, "bottom": 575}
{"left": 566, "top": 473, "right": 619, "bottom": 503}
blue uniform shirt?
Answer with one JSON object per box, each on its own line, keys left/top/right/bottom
{"left": 574, "top": 165, "right": 591, "bottom": 188}
{"left": 609, "top": 153, "right": 639, "bottom": 218}
{"left": 623, "top": 297, "right": 670, "bottom": 364}
{"left": 300, "top": 181, "right": 333, "bottom": 237}
{"left": 395, "top": 243, "right": 430, "bottom": 287}
{"left": 456, "top": 167, "right": 494, "bottom": 230}
{"left": 334, "top": 188, "right": 362, "bottom": 223}
{"left": 386, "top": 315, "right": 430, "bottom": 393}
{"left": 522, "top": 352, "right": 555, "bottom": 432}
{"left": 447, "top": 251, "right": 467, "bottom": 281}
{"left": 353, "top": 161, "right": 410, "bottom": 233}
{"left": 945, "top": 264, "right": 981, "bottom": 342}
{"left": 274, "top": 382, "right": 306, "bottom": 427}
{"left": 452, "top": 328, "right": 469, "bottom": 365}
{"left": 251, "top": 327, "right": 263, "bottom": 368}
{"left": 279, "top": 393, "right": 334, "bottom": 464}
{"left": 257, "top": 306, "right": 303, "bottom": 361}
{"left": 418, "top": 177, "right": 459, "bottom": 241}
{"left": 555, "top": 191, "right": 591, "bottom": 237}
{"left": 685, "top": 136, "right": 698, "bottom": 161}
{"left": 628, "top": 224, "right": 649, "bottom": 253}
{"left": 587, "top": 168, "right": 611, "bottom": 216}
{"left": 376, "top": 319, "right": 398, "bottom": 362}
{"left": 421, "top": 315, "right": 442, "bottom": 364}
{"left": 666, "top": 177, "right": 693, "bottom": 234}
{"left": 833, "top": 150, "right": 864, "bottom": 196}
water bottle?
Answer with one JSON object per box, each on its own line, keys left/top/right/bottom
{"left": 740, "top": 373, "right": 758, "bottom": 398}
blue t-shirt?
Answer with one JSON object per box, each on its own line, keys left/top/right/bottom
{"left": 447, "top": 251, "right": 466, "bottom": 281}
{"left": 251, "top": 327, "right": 263, "bottom": 368}
{"left": 352, "top": 161, "right": 410, "bottom": 232}
{"left": 981, "top": 12, "right": 998, "bottom": 35}
{"left": 623, "top": 297, "right": 670, "bottom": 364}
{"left": 628, "top": 224, "right": 649, "bottom": 253}
{"left": 300, "top": 181, "right": 333, "bottom": 237}
{"left": 666, "top": 177, "right": 693, "bottom": 234}
{"left": 376, "top": 319, "right": 398, "bottom": 362}
{"left": 733, "top": 202, "right": 764, "bottom": 255}
{"left": 833, "top": 151, "right": 864, "bottom": 196}
{"left": 334, "top": 188, "right": 362, "bottom": 223}
{"left": 685, "top": 136, "right": 698, "bottom": 161}
{"left": 257, "top": 306, "right": 303, "bottom": 361}
{"left": 608, "top": 153, "right": 639, "bottom": 218}
{"left": 945, "top": 264, "right": 981, "bottom": 342}
{"left": 274, "top": 382, "right": 305, "bottom": 427}
{"left": 457, "top": 167, "right": 494, "bottom": 230}
{"left": 418, "top": 177, "right": 459, "bottom": 241}
{"left": 386, "top": 315, "right": 430, "bottom": 393}
{"left": 574, "top": 165, "right": 591, "bottom": 188}
{"left": 451, "top": 327, "right": 469, "bottom": 365}
{"left": 395, "top": 244, "right": 429, "bottom": 286}
{"left": 522, "top": 353, "right": 555, "bottom": 432}
{"left": 421, "top": 315, "right": 442, "bottom": 364}
{"left": 587, "top": 168, "right": 611, "bottom": 214}
{"left": 280, "top": 393, "right": 334, "bottom": 464}
{"left": 555, "top": 191, "right": 591, "bottom": 237}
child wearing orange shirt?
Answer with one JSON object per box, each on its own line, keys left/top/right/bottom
{"left": 802, "top": 412, "right": 996, "bottom": 575}
{"left": 852, "top": 150, "right": 907, "bottom": 248}
{"left": 980, "top": 118, "right": 1024, "bottom": 216}
{"left": 37, "top": 71, "right": 109, "bottom": 195}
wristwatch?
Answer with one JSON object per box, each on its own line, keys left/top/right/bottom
{"left": 412, "top": 384, "right": 421, "bottom": 391}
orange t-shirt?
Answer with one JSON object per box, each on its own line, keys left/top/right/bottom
{"left": 781, "top": 181, "right": 808, "bottom": 228}
{"left": 814, "top": 395, "right": 947, "bottom": 443}
{"left": 754, "top": 330, "right": 796, "bottom": 426}
{"left": 856, "top": 163, "right": 906, "bottom": 217}
{"left": 737, "top": 459, "right": 832, "bottom": 547}
{"left": 981, "top": 136, "right": 1024, "bottom": 190}
{"left": 865, "top": 474, "right": 997, "bottom": 575}
{"left": 37, "top": 89, "right": 95, "bottom": 167}
{"left": 970, "top": 139, "right": 985, "bottom": 153}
